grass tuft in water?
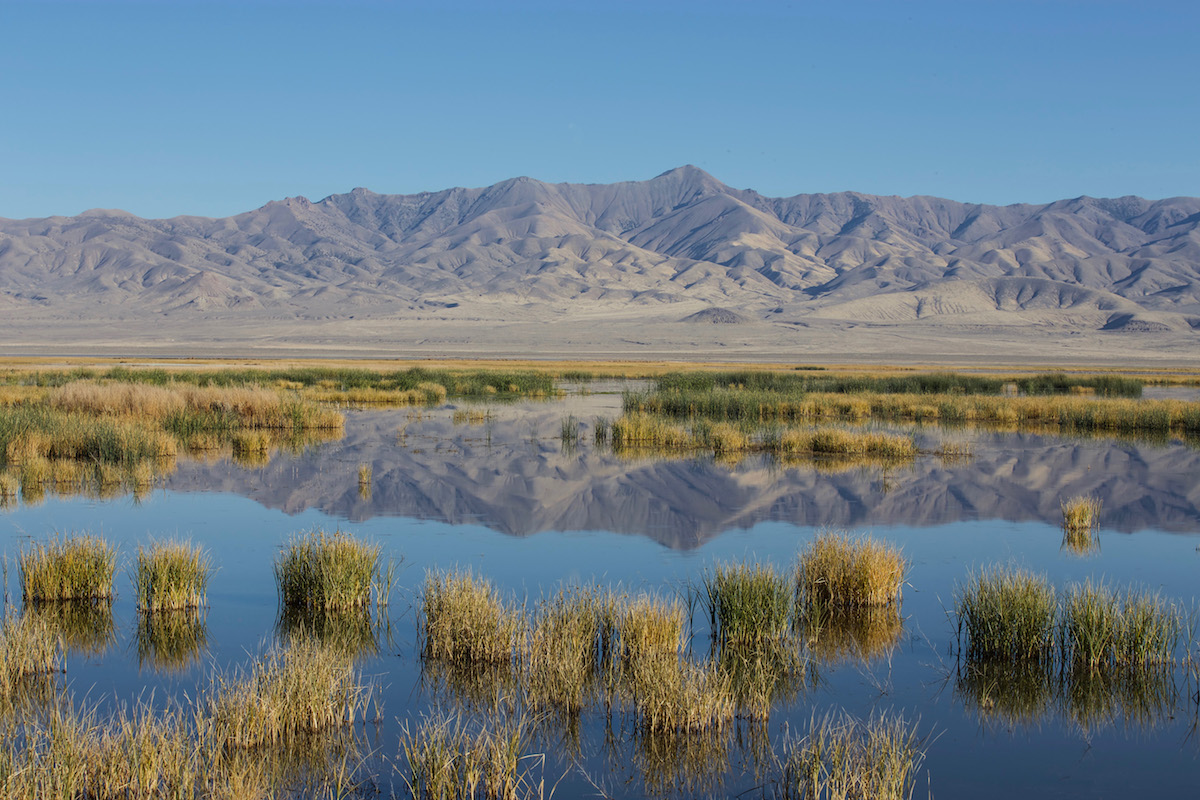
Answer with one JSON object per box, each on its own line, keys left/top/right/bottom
{"left": 275, "top": 529, "right": 382, "bottom": 611}
{"left": 422, "top": 568, "right": 524, "bottom": 666}
{"left": 1061, "top": 494, "right": 1102, "bottom": 549}
{"left": 208, "top": 637, "right": 375, "bottom": 747}
{"left": 0, "top": 613, "right": 62, "bottom": 700}
{"left": 134, "top": 539, "right": 211, "bottom": 612}
{"left": 780, "top": 711, "right": 927, "bottom": 800}
{"left": 702, "top": 560, "right": 794, "bottom": 646}
{"left": 1060, "top": 580, "right": 1181, "bottom": 670}
{"left": 522, "top": 586, "right": 609, "bottom": 714}
{"left": 796, "top": 531, "right": 906, "bottom": 609}
{"left": 955, "top": 566, "right": 1057, "bottom": 664}
{"left": 399, "top": 709, "right": 546, "bottom": 800}
{"left": 19, "top": 533, "right": 117, "bottom": 601}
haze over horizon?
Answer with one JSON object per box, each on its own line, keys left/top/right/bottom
{"left": 3, "top": 0, "right": 1197, "bottom": 220}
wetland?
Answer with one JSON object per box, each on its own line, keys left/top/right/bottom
{"left": 1, "top": 364, "right": 1199, "bottom": 798}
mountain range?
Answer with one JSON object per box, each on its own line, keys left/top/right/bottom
{"left": 2, "top": 166, "right": 1198, "bottom": 360}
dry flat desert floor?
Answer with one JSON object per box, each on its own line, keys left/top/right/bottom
{"left": 2, "top": 311, "right": 1198, "bottom": 370}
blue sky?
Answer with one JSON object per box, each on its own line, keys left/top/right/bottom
{"left": 1, "top": 0, "right": 1196, "bottom": 219}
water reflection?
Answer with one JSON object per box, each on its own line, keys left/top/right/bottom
{"left": 25, "top": 600, "right": 115, "bottom": 656}
{"left": 155, "top": 403, "right": 1200, "bottom": 546}
{"left": 135, "top": 610, "right": 208, "bottom": 673}
{"left": 276, "top": 606, "right": 386, "bottom": 660}
{"left": 799, "top": 606, "right": 904, "bottom": 666}
{"left": 955, "top": 660, "right": 1180, "bottom": 733}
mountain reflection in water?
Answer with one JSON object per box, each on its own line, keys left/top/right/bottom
{"left": 163, "top": 398, "right": 1200, "bottom": 548}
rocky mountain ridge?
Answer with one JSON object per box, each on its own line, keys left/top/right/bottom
{"left": 2, "top": 167, "right": 1198, "bottom": 356}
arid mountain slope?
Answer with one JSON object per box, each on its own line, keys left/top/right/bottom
{"left": 2, "top": 167, "right": 1198, "bottom": 358}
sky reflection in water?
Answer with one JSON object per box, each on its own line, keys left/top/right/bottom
{"left": 2, "top": 396, "right": 1199, "bottom": 798}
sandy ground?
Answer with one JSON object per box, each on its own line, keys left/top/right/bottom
{"left": 2, "top": 310, "right": 1199, "bottom": 369}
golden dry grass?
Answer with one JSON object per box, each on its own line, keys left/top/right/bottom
{"left": 796, "top": 531, "right": 907, "bottom": 609}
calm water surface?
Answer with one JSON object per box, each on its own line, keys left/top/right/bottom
{"left": 2, "top": 392, "right": 1199, "bottom": 798}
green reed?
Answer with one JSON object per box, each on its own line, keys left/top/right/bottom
{"left": 399, "top": 709, "right": 545, "bottom": 800}
{"left": 275, "top": 529, "right": 383, "bottom": 611}
{"left": 1060, "top": 581, "right": 1181, "bottom": 669}
{"left": 701, "top": 560, "right": 794, "bottom": 646}
{"left": 19, "top": 533, "right": 116, "bottom": 602}
{"left": 134, "top": 540, "right": 211, "bottom": 612}
{"left": 955, "top": 566, "right": 1058, "bottom": 664}
{"left": 422, "top": 568, "right": 524, "bottom": 666}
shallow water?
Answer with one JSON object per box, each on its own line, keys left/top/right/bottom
{"left": 2, "top": 391, "right": 1199, "bottom": 798}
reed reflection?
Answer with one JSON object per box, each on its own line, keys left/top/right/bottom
{"left": 24, "top": 600, "right": 115, "bottom": 657}
{"left": 136, "top": 610, "right": 208, "bottom": 673}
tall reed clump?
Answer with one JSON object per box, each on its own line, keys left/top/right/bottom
{"left": 422, "top": 568, "right": 524, "bottom": 666}
{"left": 954, "top": 566, "right": 1057, "bottom": 664}
{"left": 19, "top": 534, "right": 117, "bottom": 601}
{"left": 400, "top": 710, "right": 544, "bottom": 800}
{"left": 1060, "top": 581, "right": 1181, "bottom": 670}
{"left": 208, "top": 637, "right": 374, "bottom": 747}
{"left": 796, "top": 531, "right": 907, "bottom": 610}
{"left": 522, "top": 586, "right": 612, "bottom": 714}
{"left": 1061, "top": 494, "right": 1102, "bottom": 546}
{"left": 275, "top": 529, "right": 382, "bottom": 611}
{"left": 780, "top": 712, "right": 927, "bottom": 800}
{"left": 614, "top": 594, "right": 736, "bottom": 733}
{"left": 134, "top": 540, "right": 211, "bottom": 612}
{"left": 702, "top": 561, "right": 793, "bottom": 646}
{"left": 701, "top": 562, "right": 805, "bottom": 719}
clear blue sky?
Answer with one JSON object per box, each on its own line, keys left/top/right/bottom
{"left": 2, "top": 0, "right": 1197, "bottom": 219}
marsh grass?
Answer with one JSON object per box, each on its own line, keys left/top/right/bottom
{"left": 796, "top": 532, "right": 907, "bottom": 609}
{"left": 702, "top": 561, "right": 793, "bottom": 646}
{"left": 399, "top": 709, "right": 546, "bottom": 800}
{"left": 780, "top": 712, "right": 926, "bottom": 800}
{"left": 714, "top": 639, "right": 808, "bottom": 721}
{"left": 1060, "top": 581, "right": 1181, "bottom": 669}
{"left": 955, "top": 567, "right": 1057, "bottom": 664}
{"left": 800, "top": 606, "right": 904, "bottom": 666}
{"left": 357, "top": 462, "right": 372, "bottom": 491}
{"left": 422, "top": 569, "right": 525, "bottom": 666}
{"left": 609, "top": 412, "right": 917, "bottom": 462}
{"left": 0, "top": 691, "right": 371, "bottom": 800}
{"left": 134, "top": 540, "right": 210, "bottom": 612}
{"left": 135, "top": 610, "right": 208, "bottom": 673}
{"left": 24, "top": 599, "right": 116, "bottom": 656}
{"left": 616, "top": 594, "right": 686, "bottom": 669}
{"left": 275, "top": 529, "right": 383, "bottom": 612}
{"left": 626, "top": 385, "right": 1198, "bottom": 439}
{"left": 1061, "top": 494, "right": 1102, "bottom": 549}
{"left": 19, "top": 534, "right": 116, "bottom": 602}
{"left": 208, "top": 637, "right": 375, "bottom": 747}
{"left": 522, "top": 586, "right": 608, "bottom": 714}
{"left": 0, "top": 613, "right": 62, "bottom": 700}
{"left": 625, "top": 653, "right": 736, "bottom": 734}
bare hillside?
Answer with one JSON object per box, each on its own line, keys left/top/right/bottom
{"left": 2, "top": 166, "right": 1198, "bottom": 361}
